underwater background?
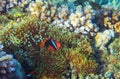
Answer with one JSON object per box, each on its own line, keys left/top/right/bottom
{"left": 0, "top": 0, "right": 120, "bottom": 79}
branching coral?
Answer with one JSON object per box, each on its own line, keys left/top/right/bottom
{"left": 27, "top": 0, "right": 99, "bottom": 36}
{"left": 103, "top": 9, "right": 120, "bottom": 32}
{"left": 94, "top": 7, "right": 120, "bottom": 33}
{"left": 104, "top": 54, "right": 120, "bottom": 79}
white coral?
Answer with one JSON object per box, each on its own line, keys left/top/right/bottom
{"left": 95, "top": 30, "right": 115, "bottom": 48}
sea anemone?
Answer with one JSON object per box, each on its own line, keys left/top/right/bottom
{"left": 65, "top": 48, "right": 98, "bottom": 76}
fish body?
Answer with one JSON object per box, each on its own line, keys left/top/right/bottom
{"left": 40, "top": 38, "right": 61, "bottom": 51}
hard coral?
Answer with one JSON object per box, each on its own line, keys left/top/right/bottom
{"left": 27, "top": 0, "right": 99, "bottom": 36}
{"left": 95, "top": 7, "right": 120, "bottom": 33}
{"left": 114, "top": 22, "right": 120, "bottom": 33}
{"left": 0, "top": 0, "right": 6, "bottom": 13}
{"left": 0, "top": 44, "right": 24, "bottom": 79}
{"left": 95, "top": 30, "right": 114, "bottom": 48}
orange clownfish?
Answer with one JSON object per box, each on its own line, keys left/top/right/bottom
{"left": 40, "top": 38, "right": 61, "bottom": 51}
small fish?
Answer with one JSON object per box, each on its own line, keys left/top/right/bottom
{"left": 26, "top": 71, "right": 35, "bottom": 77}
{"left": 39, "top": 38, "right": 61, "bottom": 51}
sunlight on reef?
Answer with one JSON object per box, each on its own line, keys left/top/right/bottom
{"left": 0, "top": 0, "right": 120, "bottom": 79}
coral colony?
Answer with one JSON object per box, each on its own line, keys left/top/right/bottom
{"left": 0, "top": 44, "right": 24, "bottom": 79}
{"left": 0, "top": 0, "right": 120, "bottom": 79}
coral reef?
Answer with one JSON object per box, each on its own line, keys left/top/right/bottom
{"left": 94, "top": 7, "right": 120, "bottom": 33}
{"left": 108, "top": 38, "right": 120, "bottom": 55}
{"left": 0, "top": 44, "right": 24, "bottom": 79}
{"left": 0, "top": 15, "right": 52, "bottom": 75}
{"left": 0, "top": 0, "right": 6, "bottom": 13}
{"left": 38, "top": 48, "right": 67, "bottom": 78}
{"left": 95, "top": 30, "right": 114, "bottom": 48}
{"left": 94, "top": 37, "right": 120, "bottom": 79}
{"left": 0, "top": 14, "right": 99, "bottom": 78}
{"left": 65, "top": 48, "right": 98, "bottom": 76}
{"left": 1, "top": 0, "right": 120, "bottom": 79}
{"left": 0, "top": 15, "right": 9, "bottom": 24}
{"left": 104, "top": 54, "right": 120, "bottom": 79}
{"left": 114, "top": 22, "right": 120, "bottom": 33}
{"left": 27, "top": 0, "right": 99, "bottom": 36}
{"left": 6, "top": 6, "right": 25, "bottom": 20}
{"left": 91, "top": 0, "right": 120, "bottom": 11}
{"left": 0, "top": 15, "right": 41, "bottom": 51}
{"left": 103, "top": 9, "right": 120, "bottom": 33}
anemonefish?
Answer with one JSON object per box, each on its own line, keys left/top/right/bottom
{"left": 39, "top": 38, "right": 61, "bottom": 51}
